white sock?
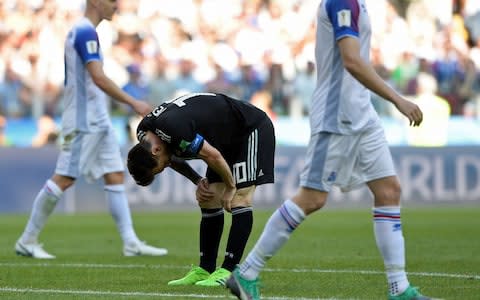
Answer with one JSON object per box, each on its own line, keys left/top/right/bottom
{"left": 105, "top": 184, "right": 140, "bottom": 245}
{"left": 20, "top": 179, "right": 62, "bottom": 244}
{"left": 240, "top": 199, "right": 305, "bottom": 280}
{"left": 373, "top": 206, "right": 409, "bottom": 295}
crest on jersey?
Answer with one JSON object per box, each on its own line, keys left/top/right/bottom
{"left": 179, "top": 140, "right": 191, "bottom": 151}
{"left": 86, "top": 40, "right": 98, "bottom": 54}
{"left": 337, "top": 9, "right": 351, "bottom": 27}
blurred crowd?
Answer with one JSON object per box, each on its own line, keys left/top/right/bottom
{"left": 1, "top": 0, "right": 480, "bottom": 147}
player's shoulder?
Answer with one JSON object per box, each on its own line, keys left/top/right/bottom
{"left": 71, "top": 18, "right": 98, "bottom": 40}
{"left": 324, "top": 0, "right": 359, "bottom": 12}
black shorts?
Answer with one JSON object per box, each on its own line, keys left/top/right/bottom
{"left": 206, "top": 118, "right": 275, "bottom": 189}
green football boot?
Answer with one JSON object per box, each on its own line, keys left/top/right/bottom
{"left": 226, "top": 267, "right": 261, "bottom": 300}
{"left": 167, "top": 266, "right": 210, "bottom": 286}
{"left": 389, "top": 285, "right": 431, "bottom": 300}
{"left": 195, "top": 268, "right": 231, "bottom": 287}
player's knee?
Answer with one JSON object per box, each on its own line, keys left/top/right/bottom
{"left": 231, "top": 186, "right": 255, "bottom": 207}
{"left": 293, "top": 189, "right": 327, "bottom": 215}
{"left": 198, "top": 199, "right": 222, "bottom": 209}
{"left": 104, "top": 171, "right": 124, "bottom": 185}
{"left": 303, "top": 198, "right": 326, "bottom": 214}
{"left": 376, "top": 181, "right": 401, "bottom": 204}
{"left": 52, "top": 174, "right": 74, "bottom": 191}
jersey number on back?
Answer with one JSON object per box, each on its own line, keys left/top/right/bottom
{"left": 166, "top": 93, "right": 216, "bottom": 107}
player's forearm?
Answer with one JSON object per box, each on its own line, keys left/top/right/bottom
{"left": 169, "top": 156, "right": 203, "bottom": 185}
{"left": 339, "top": 37, "right": 402, "bottom": 106}
{"left": 94, "top": 75, "right": 136, "bottom": 107}
{"left": 345, "top": 57, "right": 401, "bottom": 105}
{"left": 203, "top": 154, "right": 235, "bottom": 188}
{"left": 198, "top": 141, "right": 235, "bottom": 188}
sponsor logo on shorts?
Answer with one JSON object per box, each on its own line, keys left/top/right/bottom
{"left": 327, "top": 171, "right": 337, "bottom": 182}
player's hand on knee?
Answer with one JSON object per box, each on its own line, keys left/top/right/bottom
{"left": 222, "top": 186, "right": 237, "bottom": 213}
{"left": 196, "top": 178, "right": 215, "bottom": 203}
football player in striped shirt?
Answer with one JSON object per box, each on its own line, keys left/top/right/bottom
{"left": 127, "top": 92, "right": 276, "bottom": 287}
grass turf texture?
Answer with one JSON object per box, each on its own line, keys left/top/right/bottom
{"left": 0, "top": 207, "right": 479, "bottom": 299}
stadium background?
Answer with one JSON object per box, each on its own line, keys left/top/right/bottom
{"left": 1, "top": 3, "right": 479, "bottom": 300}
{"left": 1, "top": 0, "right": 480, "bottom": 212}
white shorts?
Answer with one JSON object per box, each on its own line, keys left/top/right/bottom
{"left": 55, "top": 129, "right": 124, "bottom": 182}
{"left": 299, "top": 125, "right": 396, "bottom": 192}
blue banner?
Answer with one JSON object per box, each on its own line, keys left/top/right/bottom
{"left": 0, "top": 146, "right": 479, "bottom": 213}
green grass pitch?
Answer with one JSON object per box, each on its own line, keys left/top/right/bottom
{"left": 0, "top": 207, "right": 479, "bottom": 299}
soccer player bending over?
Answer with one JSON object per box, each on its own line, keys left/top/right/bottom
{"left": 15, "top": 0, "right": 167, "bottom": 259}
{"left": 127, "top": 92, "right": 276, "bottom": 287}
{"left": 226, "top": 1, "right": 432, "bottom": 300}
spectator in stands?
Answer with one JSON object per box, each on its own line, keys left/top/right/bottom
{"left": 250, "top": 89, "right": 276, "bottom": 121}
{"left": 31, "top": 115, "right": 58, "bottom": 147}
{"left": 391, "top": 51, "right": 419, "bottom": 95}
{"left": 205, "top": 63, "right": 239, "bottom": 97}
{"left": 0, "top": 63, "right": 32, "bottom": 118}
{"left": 431, "top": 28, "right": 466, "bottom": 114}
{"left": 291, "top": 60, "right": 316, "bottom": 117}
{"left": 465, "top": 7, "right": 480, "bottom": 45}
{"left": 235, "top": 63, "right": 264, "bottom": 102}
{"left": 371, "top": 46, "right": 395, "bottom": 117}
{"left": 120, "top": 63, "right": 150, "bottom": 116}
{"left": 172, "top": 58, "right": 204, "bottom": 95}
{"left": 407, "top": 72, "right": 451, "bottom": 147}
{"left": 264, "top": 62, "right": 289, "bottom": 115}
{"left": 147, "top": 53, "right": 176, "bottom": 107}
{"left": 0, "top": 115, "right": 12, "bottom": 146}
{"left": 0, "top": 0, "right": 479, "bottom": 142}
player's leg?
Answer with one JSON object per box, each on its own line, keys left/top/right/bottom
{"left": 196, "top": 185, "right": 256, "bottom": 287}
{"left": 103, "top": 171, "right": 139, "bottom": 245}
{"left": 15, "top": 131, "right": 84, "bottom": 259}
{"left": 103, "top": 171, "right": 167, "bottom": 257}
{"left": 168, "top": 182, "right": 224, "bottom": 285}
{"left": 228, "top": 131, "right": 334, "bottom": 299}
{"left": 222, "top": 186, "right": 255, "bottom": 271}
{"left": 197, "top": 125, "right": 267, "bottom": 287}
{"left": 368, "top": 176, "right": 410, "bottom": 294}
{"left": 98, "top": 130, "right": 167, "bottom": 256}
{"left": 227, "top": 186, "right": 321, "bottom": 300}
{"left": 363, "top": 126, "right": 430, "bottom": 299}
{"left": 16, "top": 174, "right": 74, "bottom": 259}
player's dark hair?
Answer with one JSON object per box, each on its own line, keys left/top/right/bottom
{"left": 127, "top": 142, "right": 156, "bottom": 186}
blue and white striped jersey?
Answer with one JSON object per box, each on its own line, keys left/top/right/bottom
{"left": 61, "top": 18, "right": 110, "bottom": 134}
{"left": 310, "top": 0, "right": 380, "bottom": 135}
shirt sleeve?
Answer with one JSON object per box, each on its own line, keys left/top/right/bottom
{"left": 139, "top": 106, "right": 205, "bottom": 158}
{"left": 182, "top": 134, "right": 204, "bottom": 156}
{"left": 74, "top": 25, "right": 101, "bottom": 65}
{"left": 136, "top": 118, "right": 149, "bottom": 142}
{"left": 326, "top": 0, "right": 360, "bottom": 40}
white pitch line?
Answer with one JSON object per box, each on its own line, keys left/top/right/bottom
{"left": 1, "top": 262, "right": 478, "bottom": 280}
{"left": 0, "top": 286, "right": 343, "bottom": 300}
{"left": 0, "top": 287, "right": 221, "bottom": 298}
{"left": 288, "top": 268, "right": 480, "bottom": 280}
